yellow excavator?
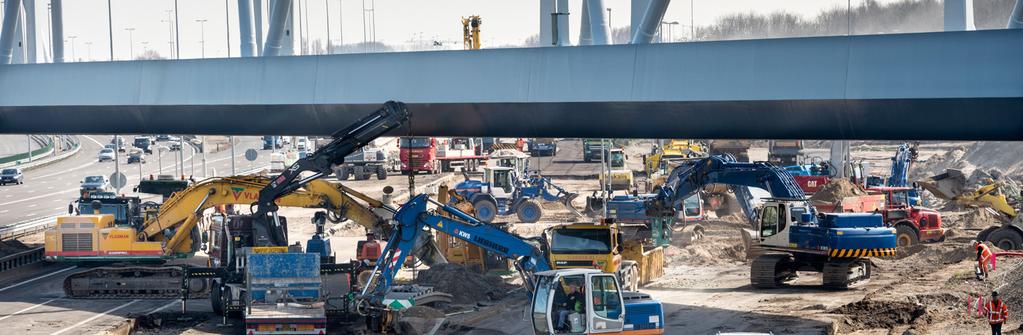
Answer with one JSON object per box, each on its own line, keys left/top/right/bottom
{"left": 918, "top": 169, "right": 1023, "bottom": 249}
{"left": 45, "top": 175, "right": 393, "bottom": 298}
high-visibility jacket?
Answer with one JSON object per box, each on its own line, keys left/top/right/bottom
{"left": 984, "top": 299, "right": 1009, "bottom": 324}
{"left": 978, "top": 243, "right": 993, "bottom": 260}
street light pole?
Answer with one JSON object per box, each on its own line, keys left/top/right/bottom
{"left": 325, "top": 0, "right": 331, "bottom": 53}
{"left": 196, "top": 19, "right": 208, "bottom": 58}
{"left": 124, "top": 27, "right": 135, "bottom": 59}
{"left": 85, "top": 41, "right": 92, "bottom": 61}
{"left": 67, "top": 35, "right": 77, "bottom": 61}
{"left": 225, "top": 0, "right": 231, "bottom": 57}
{"left": 107, "top": 0, "right": 114, "bottom": 60}
{"left": 174, "top": 0, "right": 180, "bottom": 59}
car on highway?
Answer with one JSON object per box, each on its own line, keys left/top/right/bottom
{"left": 0, "top": 168, "right": 23, "bottom": 185}
{"left": 97, "top": 148, "right": 116, "bottom": 162}
{"left": 168, "top": 141, "right": 182, "bottom": 151}
{"left": 109, "top": 137, "right": 127, "bottom": 152}
{"left": 156, "top": 134, "right": 180, "bottom": 142}
{"left": 80, "top": 175, "right": 111, "bottom": 193}
{"left": 127, "top": 149, "right": 146, "bottom": 164}
{"left": 133, "top": 137, "right": 153, "bottom": 154}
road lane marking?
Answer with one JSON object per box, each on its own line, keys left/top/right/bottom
{"left": 50, "top": 299, "right": 139, "bottom": 335}
{"left": 146, "top": 300, "right": 179, "bottom": 315}
{"left": 0, "top": 298, "right": 58, "bottom": 322}
{"left": 0, "top": 266, "right": 77, "bottom": 292}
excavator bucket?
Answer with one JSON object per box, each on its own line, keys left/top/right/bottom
{"left": 413, "top": 231, "right": 449, "bottom": 266}
{"left": 917, "top": 169, "right": 968, "bottom": 200}
{"left": 560, "top": 192, "right": 583, "bottom": 217}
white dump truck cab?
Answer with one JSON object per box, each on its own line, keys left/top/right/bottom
{"left": 530, "top": 269, "right": 627, "bottom": 334}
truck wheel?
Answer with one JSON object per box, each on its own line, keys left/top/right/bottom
{"left": 895, "top": 225, "right": 919, "bottom": 247}
{"left": 473, "top": 200, "right": 498, "bottom": 223}
{"left": 337, "top": 168, "right": 351, "bottom": 181}
{"left": 977, "top": 226, "right": 1000, "bottom": 242}
{"left": 988, "top": 228, "right": 1023, "bottom": 250}
{"left": 620, "top": 266, "right": 640, "bottom": 291}
{"left": 376, "top": 168, "right": 387, "bottom": 180}
{"left": 441, "top": 161, "right": 451, "bottom": 173}
{"left": 210, "top": 282, "right": 224, "bottom": 316}
{"left": 354, "top": 166, "right": 366, "bottom": 180}
{"left": 516, "top": 200, "right": 543, "bottom": 223}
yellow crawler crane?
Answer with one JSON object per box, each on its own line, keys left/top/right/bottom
{"left": 45, "top": 175, "right": 391, "bottom": 298}
{"left": 462, "top": 15, "right": 482, "bottom": 50}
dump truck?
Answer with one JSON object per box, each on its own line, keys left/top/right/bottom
{"left": 582, "top": 138, "right": 608, "bottom": 162}
{"left": 768, "top": 140, "right": 803, "bottom": 166}
{"left": 545, "top": 223, "right": 664, "bottom": 292}
{"left": 706, "top": 140, "right": 752, "bottom": 162}
{"left": 335, "top": 146, "right": 389, "bottom": 181}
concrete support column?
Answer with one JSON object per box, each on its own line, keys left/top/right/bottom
{"left": 555, "top": 0, "right": 569, "bottom": 46}
{"left": 50, "top": 0, "right": 63, "bottom": 62}
{"left": 1009, "top": 0, "right": 1023, "bottom": 28}
{"left": 631, "top": 0, "right": 650, "bottom": 38}
{"left": 586, "top": 0, "right": 611, "bottom": 45}
{"left": 631, "top": 0, "right": 670, "bottom": 44}
{"left": 280, "top": 0, "right": 295, "bottom": 56}
{"left": 539, "top": 0, "right": 553, "bottom": 46}
{"left": 23, "top": 0, "right": 35, "bottom": 63}
{"left": 1, "top": 0, "right": 23, "bottom": 64}
{"left": 943, "top": 0, "right": 976, "bottom": 31}
{"left": 579, "top": 0, "right": 591, "bottom": 45}
{"left": 254, "top": 0, "right": 264, "bottom": 55}
{"left": 262, "top": 0, "right": 292, "bottom": 56}
{"left": 237, "top": 0, "right": 256, "bottom": 57}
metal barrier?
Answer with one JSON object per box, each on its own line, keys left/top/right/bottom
{"left": 0, "top": 247, "right": 44, "bottom": 272}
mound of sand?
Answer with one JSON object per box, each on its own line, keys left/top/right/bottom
{"left": 831, "top": 299, "right": 926, "bottom": 330}
{"left": 413, "top": 264, "right": 516, "bottom": 305}
{"left": 941, "top": 209, "right": 1002, "bottom": 230}
{"left": 809, "top": 178, "right": 866, "bottom": 204}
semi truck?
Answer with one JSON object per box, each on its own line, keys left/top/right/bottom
{"left": 335, "top": 146, "right": 389, "bottom": 180}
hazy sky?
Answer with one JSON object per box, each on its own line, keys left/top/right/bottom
{"left": 7, "top": 0, "right": 901, "bottom": 62}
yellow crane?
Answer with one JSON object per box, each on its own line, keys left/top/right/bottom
{"left": 462, "top": 15, "right": 482, "bottom": 50}
{"left": 46, "top": 175, "right": 394, "bottom": 298}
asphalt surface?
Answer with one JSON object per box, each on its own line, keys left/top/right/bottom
{"left": 0, "top": 136, "right": 268, "bottom": 227}
{"left": 0, "top": 135, "right": 37, "bottom": 157}
{"left": 530, "top": 139, "right": 606, "bottom": 177}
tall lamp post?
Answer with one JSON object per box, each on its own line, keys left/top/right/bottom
{"left": 124, "top": 27, "right": 135, "bottom": 59}
{"left": 195, "top": 19, "right": 208, "bottom": 58}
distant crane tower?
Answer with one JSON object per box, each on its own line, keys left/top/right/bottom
{"left": 462, "top": 16, "right": 482, "bottom": 50}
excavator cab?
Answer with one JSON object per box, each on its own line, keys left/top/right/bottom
{"left": 531, "top": 269, "right": 626, "bottom": 334}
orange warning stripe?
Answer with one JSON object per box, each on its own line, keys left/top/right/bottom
{"left": 830, "top": 248, "right": 895, "bottom": 258}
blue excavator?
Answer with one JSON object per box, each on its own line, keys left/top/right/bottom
{"left": 356, "top": 194, "right": 666, "bottom": 334}
{"left": 602, "top": 155, "right": 897, "bottom": 289}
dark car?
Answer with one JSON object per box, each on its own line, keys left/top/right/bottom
{"left": 0, "top": 168, "right": 23, "bottom": 185}
{"left": 127, "top": 149, "right": 146, "bottom": 164}
{"left": 133, "top": 137, "right": 153, "bottom": 154}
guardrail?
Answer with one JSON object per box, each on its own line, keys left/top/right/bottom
{"left": 0, "top": 215, "right": 58, "bottom": 241}
{"left": 0, "top": 247, "right": 44, "bottom": 272}
{"left": 0, "top": 135, "right": 81, "bottom": 170}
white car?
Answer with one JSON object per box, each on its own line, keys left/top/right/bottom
{"left": 97, "top": 148, "right": 116, "bottom": 162}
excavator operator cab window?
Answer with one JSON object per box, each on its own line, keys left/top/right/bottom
{"left": 760, "top": 205, "right": 781, "bottom": 237}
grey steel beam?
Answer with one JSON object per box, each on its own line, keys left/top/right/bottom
{"left": 0, "top": 0, "right": 22, "bottom": 64}
{"left": 50, "top": 0, "right": 63, "bottom": 63}
{"left": 237, "top": 0, "right": 256, "bottom": 57}
{"left": 1, "top": 30, "right": 1022, "bottom": 140}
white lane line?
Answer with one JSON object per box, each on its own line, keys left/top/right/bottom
{"left": 81, "top": 135, "right": 104, "bottom": 148}
{"left": 0, "top": 266, "right": 78, "bottom": 292}
{"left": 0, "top": 210, "right": 6, "bottom": 214}
{"left": 0, "top": 298, "right": 58, "bottom": 322}
{"left": 146, "top": 300, "right": 179, "bottom": 315}
{"left": 50, "top": 299, "right": 139, "bottom": 335}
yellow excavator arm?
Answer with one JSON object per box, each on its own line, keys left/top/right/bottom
{"left": 953, "top": 183, "right": 1018, "bottom": 219}
{"left": 142, "top": 176, "right": 388, "bottom": 255}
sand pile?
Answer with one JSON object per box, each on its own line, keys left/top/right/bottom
{"left": 809, "top": 178, "right": 866, "bottom": 204}
{"left": 413, "top": 263, "right": 516, "bottom": 305}
{"left": 664, "top": 225, "right": 748, "bottom": 266}
{"left": 831, "top": 299, "right": 926, "bottom": 330}
{"left": 942, "top": 209, "right": 1002, "bottom": 230}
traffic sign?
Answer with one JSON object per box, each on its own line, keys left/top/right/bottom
{"left": 245, "top": 149, "right": 258, "bottom": 162}
{"left": 110, "top": 172, "right": 128, "bottom": 189}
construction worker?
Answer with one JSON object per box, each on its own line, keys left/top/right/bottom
{"left": 976, "top": 241, "right": 994, "bottom": 279}
{"left": 983, "top": 291, "right": 1009, "bottom": 335}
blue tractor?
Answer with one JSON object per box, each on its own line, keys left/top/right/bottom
{"left": 453, "top": 166, "right": 579, "bottom": 223}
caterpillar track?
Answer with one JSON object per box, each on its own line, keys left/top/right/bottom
{"left": 63, "top": 266, "right": 209, "bottom": 299}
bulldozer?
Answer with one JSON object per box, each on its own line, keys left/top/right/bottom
{"left": 918, "top": 169, "right": 1023, "bottom": 249}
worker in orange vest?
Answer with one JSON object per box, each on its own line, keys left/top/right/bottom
{"left": 983, "top": 291, "right": 1009, "bottom": 335}
{"left": 976, "top": 241, "right": 994, "bottom": 279}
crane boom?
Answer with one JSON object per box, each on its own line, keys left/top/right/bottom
{"left": 644, "top": 155, "right": 806, "bottom": 219}
{"left": 255, "top": 101, "right": 409, "bottom": 246}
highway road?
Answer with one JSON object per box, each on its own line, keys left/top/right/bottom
{"left": 0, "top": 135, "right": 36, "bottom": 157}
{"left": 531, "top": 139, "right": 605, "bottom": 177}
{"left": 0, "top": 136, "right": 269, "bottom": 228}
